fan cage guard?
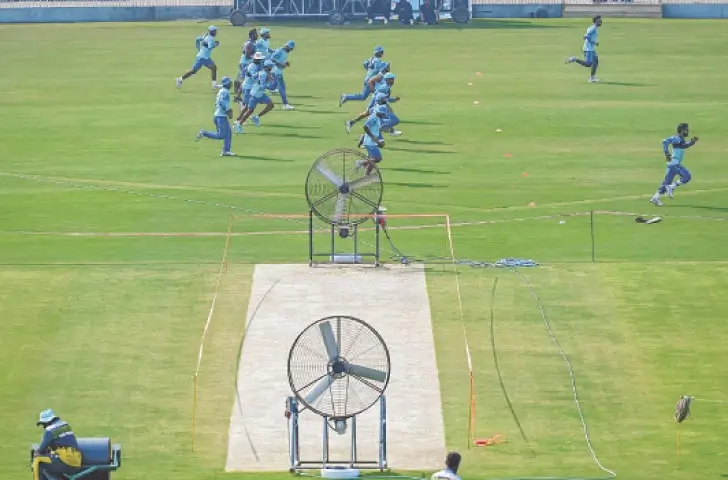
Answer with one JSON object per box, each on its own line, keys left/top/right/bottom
{"left": 305, "top": 149, "right": 384, "bottom": 267}
{"left": 287, "top": 315, "right": 391, "bottom": 420}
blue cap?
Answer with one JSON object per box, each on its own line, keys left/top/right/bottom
{"left": 374, "top": 45, "right": 384, "bottom": 54}
{"left": 380, "top": 62, "right": 390, "bottom": 72}
{"left": 264, "top": 59, "right": 274, "bottom": 67}
{"left": 220, "top": 76, "right": 232, "bottom": 87}
{"left": 260, "top": 27, "right": 271, "bottom": 35}
{"left": 208, "top": 25, "right": 217, "bottom": 32}
{"left": 37, "top": 409, "right": 58, "bottom": 425}
{"left": 375, "top": 104, "right": 388, "bottom": 115}
{"left": 384, "top": 73, "right": 396, "bottom": 80}
{"left": 285, "top": 40, "right": 295, "bottom": 49}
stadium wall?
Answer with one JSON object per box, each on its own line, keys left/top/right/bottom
{"left": 0, "top": 5, "right": 229, "bottom": 23}
{"left": 1, "top": 0, "right": 728, "bottom": 23}
{"left": 661, "top": 3, "right": 728, "bottom": 17}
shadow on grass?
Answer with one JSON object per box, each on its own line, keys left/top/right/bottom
{"left": 238, "top": 155, "right": 294, "bottom": 162}
{"left": 599, "top": 81, "right": 652, "bottom": 87}
{"left": 290, "top": 94, "right": 323, "bottom": 99}
{"left": 294, "top": 108, "right": 343, "bottom": 115}
{"left": 680, "top": 205, "right": 728, "bottom": 213}
{"left": 259, "top": 132, "right": 326, "bottom": 139}
{"left": 400, "top": 120, "right": 443, "bottom": 126}
{"left": 388, "top": 147, "right": 456, "bottom": 155}
{"left": 388, "top": 167, "right": 450, "bottom": 175}
{"left": 396, "top": 138, "right": 451, "bottom": 146}
{"left": 265, "top": 124, "right": 322, "bottom": 130}
{"left": 388, "top": 181, "right": 447, "bottom": 189}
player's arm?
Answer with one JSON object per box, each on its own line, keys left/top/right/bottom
{"left": 272, "top": 51, "right": 286, "bottom": 69}
{"left": 367, "top": 74, "right": 381, "bottom": 90}
{"left": 363, "top": 124, "right": 378, "bottom": 144}
{"left": 36, "top": 430, "right": 52, "bottom": 455}
{"left": 363, "top": 57, "right": 372, "bottom": 70}
{"left": 662, "top": 137, "right": 675, "bottom": 161}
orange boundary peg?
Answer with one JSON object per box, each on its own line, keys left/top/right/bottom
{"left": 474, "top": 434, "right": 506, "bottom": 447}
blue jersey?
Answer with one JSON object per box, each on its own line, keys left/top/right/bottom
{"left": 363, "top": 114, "right": 382, "bottom": 147}
{"left": 243, "top": 63, "right": 260, "bottom": 89}
{"left": 196, "top": 33, "right": 218, "bottom": 59}
{"left": 583, "top": 25, "right": 598, "bottom": 52}
{"left": 662, "top": 135, "right": 696, "bottom": 166}
{"left": 364, "top": 58, "right": 386, "bottom": 81}
{"left": 214, "top": 88, "right": 231, "bottom": 117}
{"left": 270, "top": 48, "right": 289, "bottom": 75}
{"left": 255, "top": 38, "right": 272, "bottom": 57}
{"left": 374, "top": 81, "right": 391, "bottom": 97}
{"left": 37, "top": 420, "right": 80, "bottom": 454}
{"left": 251, "top": 70, "right": 270, "bottom": 98}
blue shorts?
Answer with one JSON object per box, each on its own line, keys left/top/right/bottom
{"left": 365, "top": 145, "right": 382, "bottom": 162}
{"left": 192, "top": 57, "right": 215, "bottom": 73}
{"left": 247, "top": 94, "right": 272, "bottom": 109}
{"left": 583, "top": 50, "right": 597, "bottom": 64}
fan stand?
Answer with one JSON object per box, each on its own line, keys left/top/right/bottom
{"left": 307, "top": 210, "right": 382, "bottom": 267}
{"left": 286, "top": 395, "right": 388, "bottom": 472}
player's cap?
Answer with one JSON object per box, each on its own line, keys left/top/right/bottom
{"left": 264, "top": 59, "right": 274, "bottom": 67}
{"left": 375, "top": 104, "right": 388, "bottom": 115}
{"left": 220, "top": 76, "right": 232, "bottom": 87}
{"left": 285, "top": 40, "right": 295, "bottom": 49}
{"left": 208, "top": 25, "right": 218, "bottom": 32}
{"left": 253, "top": 52, "right": 265, "bottom": 60}
{"left": 374, "top": 45, "right": 384, "bottom": 54}
{"left": 260, "top": 27, "right": 271, "bottom": 35}
{"left": 37, "top": 409, "right": 58, "bottom": 426}
{"left": 380, "top": 61, "right": 391, "bottom": 72}
{"left": 384, "top": 73, "right": 396, "bottom": 80}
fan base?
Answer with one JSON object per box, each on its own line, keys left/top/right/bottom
{"left": 321, "top": 467, "right": 361, "bottom": 479}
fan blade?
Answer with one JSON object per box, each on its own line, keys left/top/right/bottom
{"left": 319, "top": 321, "right": 340, "bottom": 361}
{"left": 304, "top": 375, "right": 335, "bottom": 405}
{"left": 332, "top": 193, "right": 348, "bottom": 223}
{"left": 347, "top": 175, "right": 378, "bottom": 191}
{"left": 347, "top": 364, "right": 387, "bottom": 383}
{"left": 315, "top": 163, "right": 343, "bottom": 188}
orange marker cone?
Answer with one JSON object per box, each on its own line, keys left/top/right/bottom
{"left": 528, "top": 202, "right": 536, "bottom": 207}
{"left": 521, "top": 172, "right": 528, "bottom": 177}
{"left": 504, "top": 152, "right": 512, "bottom": 158}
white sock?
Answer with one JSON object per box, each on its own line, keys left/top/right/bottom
{"left": 653, "top": 191, "right": 661, "bottom": 198}
{"left": 674, "top": 181, "right": 682, "bottom": 187}
{"left": 212, "top": 80, "right": 217, "bottom": 87}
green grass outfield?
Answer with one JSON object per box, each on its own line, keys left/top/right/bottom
{"left": 1, "top": 17, "right": 728, "bottom": 480}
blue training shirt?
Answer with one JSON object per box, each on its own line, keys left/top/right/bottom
{"left": 662, "top": 135, "right": 696, "bottom": 166}
{"left": 243, "top": 63, "right": 260, "bottom": 89}
{"left": 251, "top": 70, "right": 269, "bottom": 98}
{"left": 270, "top": 48, "right": 289, "bottom": 75}
{"left": 363, "top": 113, "right": 382, "bottom": 147}
{"left": 213, "top": 88, "right": 231, "bottom": 117}
{"left": 255, "top": 38, "right": 272, "bottom": 57}
{"left": 583, "top": 25, "right": 598, "bottom": 52}
{"left": 197, "top": 33, "right": 218, "bottom": 59}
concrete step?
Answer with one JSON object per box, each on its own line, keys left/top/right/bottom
{"left": 563, "top": 3, "right": 662, "bottom": 18}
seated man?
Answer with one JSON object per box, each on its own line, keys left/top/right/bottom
{"left": 32, "top": 409, "right": 83, "bottom": 480}
{"left": 395, "top": 0, "right": 414, "bottom": 24}
{"left": 431, "top": 451, "right": 462, "bottom": 480}
{"left": 419, "top": 0, "right": 439, "bottom": 24}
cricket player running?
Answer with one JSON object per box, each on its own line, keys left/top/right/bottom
{"left": 565, "top": 15, "right": 602, "bottom": 83}
{"left": 177, "top": 25, "right": 220, "bottom": 90}
{"left": 32, "top": 409, "right": 83, "bottom": 480}
{"left": 196, "top": 76, "right": 236, "bottom": 156}
{"left": 650, "top": 123, "right": 699, "bottom": 206}
{"left": 357, "top": 104, "right": 389, "bottom": 176}
{"left": 235, "top": 28, "right": 259, "bottom": 100}
{"left": 270, "top": 40, "right": 296, "bottom": 110}
{"left": 339, "top": 46, "right": 387, "bottom": 106}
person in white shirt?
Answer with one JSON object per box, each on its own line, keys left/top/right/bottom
{"left": 431, "top": 451, "right": 462, "bottom": 480}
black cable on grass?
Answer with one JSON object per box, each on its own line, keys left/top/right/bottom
{"left": 489, "top": 276, "right": 535, "bottom": 456}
